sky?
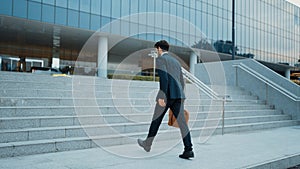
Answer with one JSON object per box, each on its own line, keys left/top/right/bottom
{"left": 286, "top": 0, "right": 300, "bottom": 7}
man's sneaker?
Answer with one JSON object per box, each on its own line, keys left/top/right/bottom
{"left": 137, "top": 139, "right": 151, "bottom": 152}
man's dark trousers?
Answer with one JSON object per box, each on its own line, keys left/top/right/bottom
{"left": 147, "top": 99, "right": 193, "bottom": 151}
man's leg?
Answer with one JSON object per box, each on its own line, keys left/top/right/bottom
{"left": 170, "top": 99, "right": 194, "bottom": 159}
{"left": 138, "top": 102, "right": 169, "bottom": 152}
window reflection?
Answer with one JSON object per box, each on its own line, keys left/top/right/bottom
{"left": 112, "top": 0, "right": 121, "bottom": 18}
{"left": 69, "top": 0, "right": 79, "bottom": 10}
{"left": 68, "top": 9, "right": 79, "bottom": 27}
{"left": 102, "top": 0, "right": 111, "bottom": 17}
{"left": 42, "top": 4, "right": 54, "bottom": 23}
{"left": 56, "top": 7, "right": 67, "bottom": 25}
{"left": 91, "top": 14, "right": 101, "bottom": 30}
{"left": 80, "top": 0, "right": 90, "bottom": 12}
{"left": 0, "top": 0, "right": 298, "bottom": 65}
{"left": 28, "top": 2, "right": 41, "bottom": 21}
{"left": 80, "top": 12, "right": 90, "bottom": 29}
{"left": 13, "top": 0, "right": 27, "bottom": 18}
{"left": 56, "top": 0, "right": 67, "bottom": 8}
{"left": 91, "top": 0, "right": 101, "bottom": 15}
{"left": 43, "top": 0, "right": 54, "bottom": 5}
{"left": 0, "top": 0, "right": 12, "bottom": 15}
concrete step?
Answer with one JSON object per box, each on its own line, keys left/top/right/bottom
{"left": 0, "top": 120, "right": 298, "bottom": 158}
{"left": 0, "top": 104, "right": 273, "bottom": 117}
{"left": 0, "top": 113, "right": 291, "bottom": 143}
{"left": 0, "top": 97, "right": 265, "bottom": 107}
{"left": 0, "top": 103, "right": 281, "bottom": 118}
{"left": 0, "top": 71, "right": 295, "bottom": 159}
{"left": 0, "top": 109, "right": 288, "bottom": 129}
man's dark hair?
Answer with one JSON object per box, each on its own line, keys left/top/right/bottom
{"left": 154, "top": 40, "right": 169, "bottom": 51}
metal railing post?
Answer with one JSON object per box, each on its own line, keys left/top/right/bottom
{"left": 265, "top": 82, "right": 268, "bottom": 105}
{"left": 222, "top": 99, "right": 225, "bottom": 135}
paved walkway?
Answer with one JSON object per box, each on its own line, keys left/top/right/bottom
{"left": 0, "top": 126, "right": 300, "bottom": 169}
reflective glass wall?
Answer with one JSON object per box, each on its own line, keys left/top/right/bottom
{"left": 0, "top": 0, "right": 299, "bottom": 66}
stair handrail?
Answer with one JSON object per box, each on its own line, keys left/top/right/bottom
{"left": 234, "top": 63, "right": 300, "bottom": 102}
{"left": 182, "top": 68, "right": 221, "bottom": 100}
{"left": 181, "top": 67, "right": 230, "bottom": 135}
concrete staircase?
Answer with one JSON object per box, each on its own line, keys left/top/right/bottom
{"left": 0, "top": 71, "right": 298, "bottom": 158}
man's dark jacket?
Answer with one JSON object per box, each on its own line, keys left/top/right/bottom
{"left": 156, "top": 53, "right": 185, "bottom": 101}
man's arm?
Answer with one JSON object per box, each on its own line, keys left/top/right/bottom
{"left": 180, "top": 69, "right": 185, "bottom": 91}
{"left": 156, "top": 57, "right": 168, "bottom": 103}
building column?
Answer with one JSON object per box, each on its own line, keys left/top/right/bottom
{"left": 189, "top": 52, "right": 198, "bottom": 75}
{"left": 285, "top": 68, "right": 290, "bottom": 79}
{"left": 51, "top": 26, "right": 61, "bottom": 69}
{"left": 97, "top": 36, "right": 108, "bottom": 78}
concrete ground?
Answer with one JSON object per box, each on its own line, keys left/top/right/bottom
{"left": 0, "top": 126, "right": 300, "bottom": 169}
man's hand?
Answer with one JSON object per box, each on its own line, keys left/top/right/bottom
{"left": 158, "top": 98, "right": 166, "bottom": 107}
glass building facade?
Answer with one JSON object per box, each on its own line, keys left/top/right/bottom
{"left": 0, "top": 0, "right": 299, "bottom": 67}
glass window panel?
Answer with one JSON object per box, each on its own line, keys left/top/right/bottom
{"left": 202, "top": 2, "right": 207, "bottom": 13}
{"left": 91, "top": 0, "right": 101, "bottom": 15}
{"left": 120, "top": 20, "right": 130, "bottom": 36}
{"left": 56, "top": 1, "right": 67, "bottom": 8}
{"left": 184, "top": 0, "right": 190, "bottom": 7}
{"left": 154, "top": 0, "right": 162, "bottom": 12}
{"left": 80, "top": 12, "right": 90, "bottom": 29}
{"left": 13, "top": 0, "right": 27, "bottom": 18}
{"left": 147, "top": 11, "right": 155, "bottom": 26}
{"left": 184, "top": 7, "right": 189, "bottom": 21}
{"left": 170, "top": 3, "right": 176, "bottom": 16}
{"left": 177, "top": 4, "right": 183, "bottom": 18}
{"left": 195, "top": 10, "right": 201, "bottom": 30}
{"left": 42, "top": 4, "right": 54, "bottom": 23}
{"left": 201, "top": 13, "right": 207, "bottom": 36}
{"left": 31, "top": 0, "right": 41, "bottom": 2}
{"left": 139, "top": 0, "right": 146, "bottom": 13}
{"left": 111, "top": 19, "right": 121, "bottom": 34}
{"left": 217, "top": 17, "right": 222, "bottom": 40}
{"left": 28, "top": 2, "right": 41, "bottom": 21}
{"left": 102, "top": 0, "right": 111, "bottom": 16}
{"left": 69, "top": 0, "right": 79, "bottom": 10}
{"left": 163, "top": 1, "right": 169, "bottom": 14}
{"left": 68, "top": 9, "right": 79, "bottom": 27}
{"left": 190, "top": 0, "right": 196, "bottom": 8}
{"left": 207, "top": 14, "right": 213, "bottom": 40}
{"left": 55, "top": 7, "right": 67, "bottom": 25}
{"left": 131, "top": 0, "right": 139, "bottom": 14}
{"left": 190, "top": 8, "right": 195, "bottom": 26}
{"left": 177, "top": 0, "right": 183, "bottom": 5}
{"left": 91, "top": 14, "right": 101, "bottom": 30}
{"left": 130, "top": 22, "right": 139, "bottom": 35}
{"left": 154, "top": 33, "right": 162, "bottom": 41}
{"left": 146, "top": 33, "right": 155, "bottom": 41}
{"left": 147, "top": 0, "right": 154, "bottom": 12}
{"left": 80, "top": 0, "right": 90, "bottom": 12}
{"left": 163, "top": 16, "right": 170, "bottom": 32}
{"left": 0, "top": 0, "right": 12, "bottom": 15}
{"left": 170, "top": 16, "right": 176, "bottom": 32}
{"left": 196, "top": 0, "right": 201, "bottom": 12}
{"left": 207, "top": 4, "right": 213, "bottom": 15}
{"left": 101, "top": 16, "right": 111, "bottom": 27}
{"left": 43, "top": 0, "right": 54, "bottom": 5}
{"left": 112, "top": 0, "right": 121, "bottom": 18}
{"left": 121, "top": 0, "right": 130, "bottom": 16}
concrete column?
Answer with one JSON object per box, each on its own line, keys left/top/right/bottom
{"left": 97, "top": 36, "right": 108, "bottom": 78}
{"left": 285, "top": 68, "right": 290, "bottom": 79}
{"left": 51, "top": 26, "right": 61, "bottom": 69}
{"left": 189, "top": 52, "right": 197, "bottom": 75}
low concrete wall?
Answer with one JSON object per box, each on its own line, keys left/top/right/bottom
{"left": 194, "top": 59, "right": 300, "bottom": 120}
